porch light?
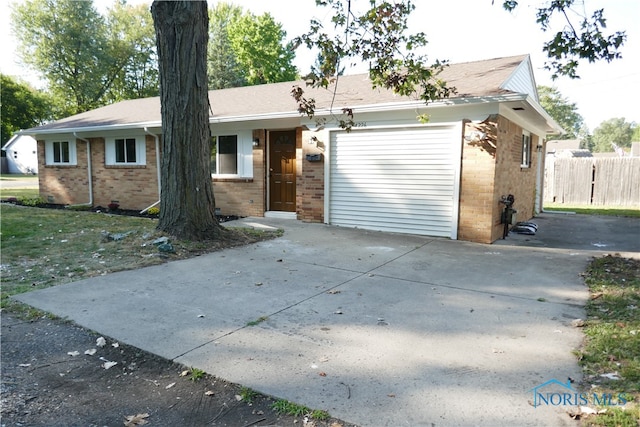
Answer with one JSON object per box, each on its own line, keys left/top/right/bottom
{"left": 252, "top": 138, "right": 260, "bottom": 147}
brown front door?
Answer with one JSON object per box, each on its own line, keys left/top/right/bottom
{"left": 269, "top": 130, "right": 296, "bottom": 212}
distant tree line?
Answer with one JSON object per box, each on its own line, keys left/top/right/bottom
{"left": 538, "top": 85, "right": 637, "bottom": 153}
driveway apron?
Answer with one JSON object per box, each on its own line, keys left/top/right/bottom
{"left": 14, "top": 213, "right": 640, "bottom": 426}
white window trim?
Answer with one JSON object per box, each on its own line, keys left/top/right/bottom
{"left": 521, "top": 130, "right": 531, "bottom": 168}
{"left": 210, "top": 130, "right": 253, "bottom": 178}
{"left": 105, "top": 136, "right": 146, "bottom": 166}
{"left": 45, "top": 139, "right": 77, "bottom": 165}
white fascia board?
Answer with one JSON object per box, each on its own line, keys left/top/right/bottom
{"left": 2, "top": 134, "right": 20, "bottom": 150}
{"left": 19, "top": 121, "right": 162, "bottom": 138}
{"left": 525, "top": 95, "right": 565, "bottom": 135}
{"left": 208, "top": 111, "right": 301, "bottom": 124}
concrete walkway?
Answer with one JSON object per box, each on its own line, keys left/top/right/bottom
{"left": 15, "top": 213, "right": 640, "bottom": 426}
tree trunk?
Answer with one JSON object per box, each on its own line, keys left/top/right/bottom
{"left": 151, "top": 1, "right": 223, "bottom": 240}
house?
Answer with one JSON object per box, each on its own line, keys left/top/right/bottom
{"left": 19, "top": 54, "right": 562, "bottom": 244}
{"left": 546, "top": 138, "right": 581, "bottom": 153}
{"left": 1, "top": 134, "right": 39, "bottom": 174}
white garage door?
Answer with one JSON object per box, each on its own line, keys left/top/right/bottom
{"left": 329, "top": 125, "right": 461, "bottom": 238}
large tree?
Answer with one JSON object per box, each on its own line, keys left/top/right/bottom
{"left": 151, "top": 0, "right": 222, "bottom": 240}
{"left": 227, "top": 11, "right": 298, "bottom": 85}
{"left": 11, "top": 0, "right": 124, "bottom": 114}
{"left": 592, "top": 118, "right": 635, "bottom": 153}
{"left": 0, "top": 74, "right": 55, "bottom": 144}
{"left": 105, "top": 1, "right": 159, "bottom": 101}
{"left": 537, "top": 85, "right": 584, "bottom": 140}
{"left": 207, "top": 3, "right": 298, "bottom": 89}
{"left": 11, "top": 0, "right": 159, "bottom": 114}
{"left": 207, "top": 3, "right": 245, "bottom": 89}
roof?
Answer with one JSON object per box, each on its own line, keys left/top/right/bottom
{"left": 23, "top": 54, "right": 549, "bottom": 135}
{"left": 546, "top": 139, "right": 581, "bottom": 152}
{"left": 554, "top": 149, "right": 592, "bottom": 158}
{"left": 2, "top": 134, "right": 37, "bottom": 151}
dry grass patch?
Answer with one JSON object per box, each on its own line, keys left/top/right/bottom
{"left": 1, "top": 204, "right": 281, "bottom": 312}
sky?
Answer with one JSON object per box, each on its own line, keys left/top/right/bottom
{"left": 1, "top": 0, "right": 638, "bottom": 133}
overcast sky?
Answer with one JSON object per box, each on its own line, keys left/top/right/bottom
{"left": 1, "top": 0, "right": 638, "bottom": 132}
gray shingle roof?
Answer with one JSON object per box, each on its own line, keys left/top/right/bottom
{"left": 27, "top": 54, "right": 529, "bottom": 132}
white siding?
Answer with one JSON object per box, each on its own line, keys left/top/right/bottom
{"left": 328, "top": 125, "right": 461, "bottom": 238}
{"left": 502, "top": 56, "right": 539, "bottom": 102}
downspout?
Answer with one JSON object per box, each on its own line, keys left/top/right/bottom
{"left": 141, "top": 127, "right": 161, "bottom": 214}
{"left": 68, "top": 132, "right": 93, "bottom": 207}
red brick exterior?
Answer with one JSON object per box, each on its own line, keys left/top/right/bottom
{"left": 458, "top": 115, "right": 541, "bottom": 243}
{"left": 38, "top": 136, "right": 159, "bottom": 210}
{"left": 39, "top": 117, "right": 541, "bottom": 243}
{"left": 212, "top": 129, "right": 266, "bottom": 217}
{"left": 297, "top": 129, "right": 325, "bottom": 222}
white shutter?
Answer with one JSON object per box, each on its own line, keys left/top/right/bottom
{"left": 329, "top": 125, "right": 461, "bottom": 238}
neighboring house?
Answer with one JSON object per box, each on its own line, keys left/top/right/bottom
{"left": 1, "top": 134, "right": 39, "bottom": 174}
{"left": 546, "top": 139, "right": 581, "bottom": 154}
{"left": 19, "top": 54, "right": 561, "bottom": 244}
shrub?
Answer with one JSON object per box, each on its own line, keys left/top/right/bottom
{"left": 17, "top": 196, "right": 45, "bottom": 207}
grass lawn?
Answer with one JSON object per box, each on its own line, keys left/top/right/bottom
{"left": 0, "top": 188, "right": 40, "bottom": 199}
{"left": 1, "top": 203, "right": 637, "bottom": 425}
{"left": 0, "top": 204, "right": 281, "bottom": 315}
{"left": 544, "top": 204, "right": 640, "bottom": 218}
{"left": 0, "top": 174, "right": 38, "bottom": 181}
{"left": 0, "top": 174, "right": 39, "bottom": 199}
{"left": 577, "top": 255, "right": 640, "bottom": 426}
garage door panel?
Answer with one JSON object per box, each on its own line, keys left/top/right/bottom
{"left": 330, "top": 197, "right": 455, "bottom": 210}
{"left": 331, "top": 217, "right": 452, "bottom": 236}
{"left": 330, "top": 126, "right": 460, "bottom": 237}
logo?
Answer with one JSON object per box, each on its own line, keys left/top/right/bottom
{"left": 530, "top": 378, "right": 628, "bottom": 408}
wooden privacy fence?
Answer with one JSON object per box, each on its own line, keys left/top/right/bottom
{"left": 544, "top": 157, "right": 640, "bottom": 206}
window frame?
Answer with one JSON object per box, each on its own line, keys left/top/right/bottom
{"left": 210, "top": 130, "right": 253, "bottom": 178}
{"left": 521, "top": 130, "right": 531, "bottom": 168}
{"left": 45, "top": 139, "right": 77, "bottom": 165}
{"left": 105, "top": 136, "right": 146, "bottom": 166}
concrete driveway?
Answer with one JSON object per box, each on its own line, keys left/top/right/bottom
{"left": 14, "top": 213, "right": 640, "bottom": 426}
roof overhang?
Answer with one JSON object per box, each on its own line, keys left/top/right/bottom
{"left": 18, "top": 121, "right": 163, "bottom": 139}
{"left": 498, "top": 94, "right": 565, "bottom": 137}
{"left": 19, "top": 92, "right": 564, "bottom": 139}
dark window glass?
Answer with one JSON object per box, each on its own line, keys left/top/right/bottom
{"left": 53, "top": 141, "right": 69, "bottom": 163}
{"left": 521, "top": 134, "right": 531, "bottom": 167}
{"left": 115, "top": 138, "right": 137, "bottom": 163}
{"left": 212, "top": 135, "right": 238, "bottom": 174}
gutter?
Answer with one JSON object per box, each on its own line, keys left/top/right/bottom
{"left": 68, "top": 132, "right": 93, "bottom": 207}
{"left": 142, "top": 127, "right": 161, "bottom": 214}
{"left": 17, "top": 121, "right": 163, "bottom": 137}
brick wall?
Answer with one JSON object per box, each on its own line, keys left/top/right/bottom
{"left": 457, "top": 116, "right": 541, "bottom": 243}
{"left": 91, "top": 136, "right": 159, "bottom": 210}
{"left": 38, "top": 139, "right": 90, "bottom": 205}
{"left": 297, "top": 129, "right": 326, "bottom": 222}
{"left": 458, "top": 119, "right": 498, "bottom": 243}
{"left": 492, "top": 115, "right": 539, "bottom": 241}
{"left": 213, "top": 129, "right": 265, "bottom": 217}
{"left": 39, "top": 136, "right": 160, "bottom": 210}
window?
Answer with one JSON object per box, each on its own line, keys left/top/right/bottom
{"left": 115, "top": 138, "right": 137, "bottom": 163}
{"left": 211, "top": 135, "right": 238, "bottom": 175}
{"left": 45, "top": 140, "right": 77, "bottom": 165}
{"left": 106, "top": 137, "right": 146, "bottom": 165}
{"left": 521, "top": 131, "right": 531, "bottom": 167}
